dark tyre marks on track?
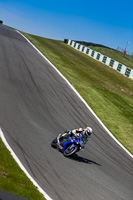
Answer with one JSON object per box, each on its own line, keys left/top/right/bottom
{"left": 0, "top": 25, "right": 133, "bottom": 200}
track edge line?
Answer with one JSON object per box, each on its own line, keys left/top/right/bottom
{"left": 0, "top": 128, "right": 53, "bottom": 200}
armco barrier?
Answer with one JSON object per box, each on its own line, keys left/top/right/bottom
{"left": 67, "top": 40, "right": 133, "bottom": 80}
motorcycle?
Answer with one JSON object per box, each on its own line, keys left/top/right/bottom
{"left": 51, "top": 132, "right": 83, "bottom": 157}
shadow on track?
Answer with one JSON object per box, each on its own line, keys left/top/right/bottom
{"left": 68, "top": 154, "right": 101, "bottom": 166}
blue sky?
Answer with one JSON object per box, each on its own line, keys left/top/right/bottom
{"left": 0, "top": 0, "right": 133, "bottom": 54}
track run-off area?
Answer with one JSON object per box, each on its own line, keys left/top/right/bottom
{"left": 0, "top": 25, "right": 133, "bottom": 200}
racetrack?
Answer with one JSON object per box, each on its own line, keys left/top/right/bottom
{"left": 0, "top": 25, "right": 133, "bottom": 200}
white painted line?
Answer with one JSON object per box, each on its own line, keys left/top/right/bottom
{"left": 0, "top": 128, "right": 53, "bottom": 200}
{"left": 17, "top": 30, "right": 133, "bottom": 159}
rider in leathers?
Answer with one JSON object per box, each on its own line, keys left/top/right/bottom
{"left": 57, "top": 127, "right": 93, "bottom": 150}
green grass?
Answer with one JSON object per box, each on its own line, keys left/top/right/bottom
{"left": 0, "top": 137, "right": 45, "bottom": 200}
{"left": 22, "top": 32, "right": 133, "bottom": 154}
{"left": 89, "top": 46, "right": 133, "bottom": 69}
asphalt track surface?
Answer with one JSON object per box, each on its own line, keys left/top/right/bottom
{"left": 0, "top": 25, "right": 133, "bottom": 200}
{"left": 0, "top": 190, "right": 27, "bottom": 200}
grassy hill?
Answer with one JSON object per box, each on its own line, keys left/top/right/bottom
{"left": 22, "top": 32, "right": 133, "bottom": 154}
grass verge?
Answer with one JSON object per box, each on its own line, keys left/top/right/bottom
{"left": 22, "top": 32, "right": 133, "bottom": 154}
{"left": 0, "top": 135, "right": 45, "bottom": 200}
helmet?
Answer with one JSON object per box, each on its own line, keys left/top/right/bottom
{"left": 85, "top": 127, "right": 93, "bottom": 136}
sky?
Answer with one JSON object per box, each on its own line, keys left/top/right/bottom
{"left": 0, "top": 0, "right": 133, "bottom": 54}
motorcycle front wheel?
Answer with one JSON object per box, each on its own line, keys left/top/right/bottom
{"left": 63, "top": 145, "right": 78, "bottom": 157}
{"left": 51, "top": 138, "right": 57, "bottom": 148}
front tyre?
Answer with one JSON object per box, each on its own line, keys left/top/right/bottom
{"left": 51, "top": 139, "right": 57, "bottom": 148}
{"left": 64, "top": 145, "right": 78, "bottom": 157}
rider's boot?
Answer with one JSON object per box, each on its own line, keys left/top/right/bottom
{"left": 57, "top": 134, "right": 63, "bottom": 150}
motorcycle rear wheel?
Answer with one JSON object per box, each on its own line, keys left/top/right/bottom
{"left": 64, "top": 145, "right": 78, "bottom": 157}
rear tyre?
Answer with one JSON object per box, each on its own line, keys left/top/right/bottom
{"left": 51, "top": 139, "right": 57, "bottom": 148}
{"left": 64, "top": 145, "right": 78, "bottom": 157}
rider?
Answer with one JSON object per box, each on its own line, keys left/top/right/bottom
{"left": 57, "top": 127, "right": 93, "bottom": 150}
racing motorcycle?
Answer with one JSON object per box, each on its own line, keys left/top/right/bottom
{"left": 51, "top": 132, "right": 83, "bottom": 157}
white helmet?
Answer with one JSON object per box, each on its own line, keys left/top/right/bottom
{"left": 85, "top": 127, "right": 93, "bottom": 135}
